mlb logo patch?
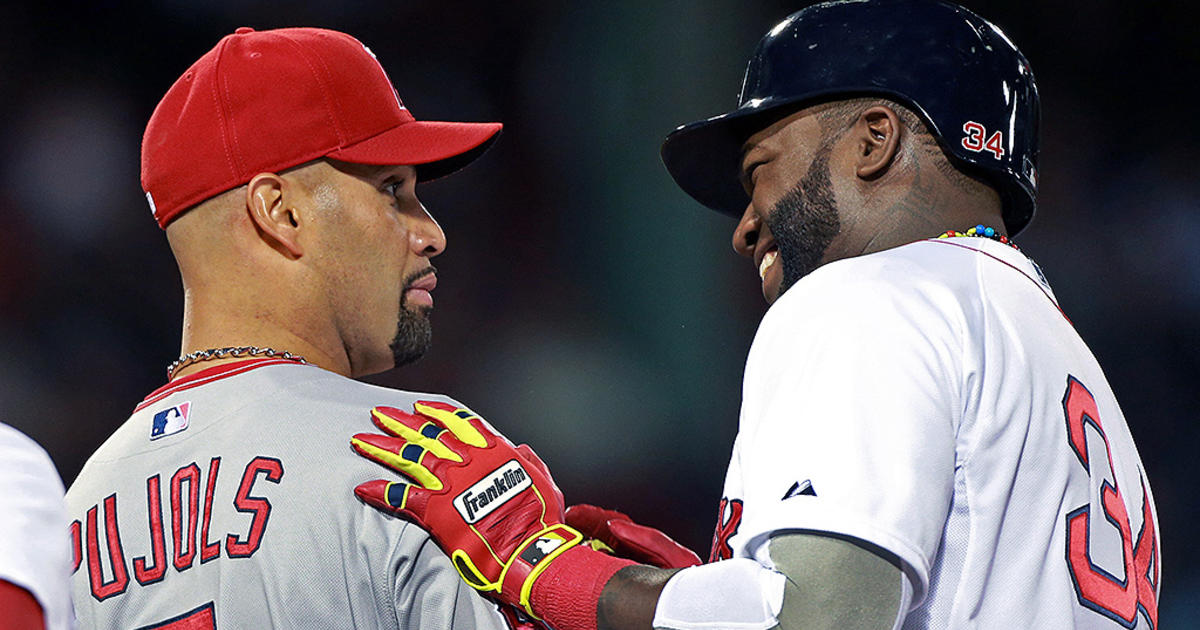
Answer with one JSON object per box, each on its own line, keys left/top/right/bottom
{"left": 519, "top": 531, "right": 568, "bottom": 567}
{"left": 150, "top": 402, "right": 191, "bottom": 440}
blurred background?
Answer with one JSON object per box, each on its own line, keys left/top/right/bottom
{"left": 1, "top": 0, "right": 1194, "bottom": 623}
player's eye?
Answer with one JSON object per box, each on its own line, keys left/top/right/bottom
{"left": 382, "top": 178, "right": 410, "bottom": 204}
{"left": 741, "top": 161, "right": 765, "bottom": 194}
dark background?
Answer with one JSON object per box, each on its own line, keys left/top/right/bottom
{"left": 1, "top": 0, "right": 1194, "bottom": 623}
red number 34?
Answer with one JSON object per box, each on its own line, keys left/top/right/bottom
{"left": 961, "top": 121, "right": 1005, "bottom": 159}
{"left": 1063, "top": 376, "right": 1158, "bottom": 629}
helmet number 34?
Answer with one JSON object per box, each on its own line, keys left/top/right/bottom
{"left": 961, "top": 121, "right": 1005, "bottom": 159}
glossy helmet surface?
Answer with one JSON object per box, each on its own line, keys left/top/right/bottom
{"left": 661, "top": 0, "right": 1040, "bottom": 234}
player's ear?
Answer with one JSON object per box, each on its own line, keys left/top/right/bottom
{"left": 853, "top": 105, "right": 902, "bottom": 180}
{"left": 245, "top": 172, "right": 304, "bottom": 259}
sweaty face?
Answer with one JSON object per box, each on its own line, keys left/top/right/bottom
{"left": 303, "top": 160, "right": 446, "bottom": 376}
{"left": 734, "top": 110, "right": 842, "bottom": 304}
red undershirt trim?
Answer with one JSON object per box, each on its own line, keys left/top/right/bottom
{"left": 135, "top": 358, "right": 307, "bottom": 413}
{"left": 922, "top": 238, "right": 1072, "bottom": 324}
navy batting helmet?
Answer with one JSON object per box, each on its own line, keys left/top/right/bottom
{"left": 661, "top": 0, "right": 1040, "bottom": 235}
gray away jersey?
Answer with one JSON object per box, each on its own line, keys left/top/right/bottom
{"left": 66, "top": 359, "right": 509, "bottom": 629}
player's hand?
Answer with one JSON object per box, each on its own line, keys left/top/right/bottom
{"left": 351, "top": 402, "right": 581, "bottom": 618}
{"left": 566, "top": 504, "right": 702, "bottom": 569}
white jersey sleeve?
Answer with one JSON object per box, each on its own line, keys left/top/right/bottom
{"left": 728, "top": 249, "right": 964, "bottom": 602}
{"left": 0, "top": 423, "right": 74, "bottom": 630}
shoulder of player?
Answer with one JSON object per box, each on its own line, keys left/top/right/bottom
{"left": 314, "top": 375, "right": 471, "bottom": 414}
{"left": 0, "top": 424, "right": 63, "bottom": 494}
{"left": 70, "top": 365, "right": 476, "bottom": 472}
{"left": 244, "top": 368, "right": 483, "bottom": 441}
{"left": 0, "top": 425, "right": 69, "bottom": 591}
{"left": 821, "top": 239, "right": 989, "bottom": 289}
{"left": 135, "top": 362, "right": 472, "bottom": 423}
{"left": 0, "top": 427, "right": 66, "bottom": 538}
{"left": 767, "top": 240, "right": 983, "bottom": 322}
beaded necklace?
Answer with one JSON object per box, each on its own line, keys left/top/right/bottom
{"left": 936, "top": 224, "right": 1020, "bottom": 252}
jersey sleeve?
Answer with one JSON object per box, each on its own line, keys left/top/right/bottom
{"left": 0, "top": 424, "right": 74, "bottom": 630}
{"left": 734, "top": 259, "right": 968, "bottom": 604}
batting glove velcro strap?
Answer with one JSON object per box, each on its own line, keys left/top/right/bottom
{"left": 352, "top": 401, "right": 579, "bottom": 618}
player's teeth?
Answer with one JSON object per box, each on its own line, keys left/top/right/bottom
{"left": 759, "top": 250, "right": 778, "bottom": 280}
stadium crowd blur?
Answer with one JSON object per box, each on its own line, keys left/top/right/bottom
{"left": 1, "top": 0, "right": 1195, "bottom": 623}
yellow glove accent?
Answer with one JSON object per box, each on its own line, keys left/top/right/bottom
{"left": 413, "top": 401, "right": 488, "bottom": 447}
{"left": 350, "top": 437, "right": 443, "bottom": 491}
{"left": 370, "top": 408, "right": 463, "bottom": 462}
{"left": 585, "top": 539, "right": 616, "bottom": 554}
{"left": 507, "top": 525, "right": 584, "bottom": 617}
{"left": 445, "top": 525, "right": 585, "bottom": 618}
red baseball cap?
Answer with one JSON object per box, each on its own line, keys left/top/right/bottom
{"left": 141, "top": 27, "right": 502, "bottom": 228}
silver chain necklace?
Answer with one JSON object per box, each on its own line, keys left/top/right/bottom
{"left": 166, "top": 346, "right": 307, "bottom": 380}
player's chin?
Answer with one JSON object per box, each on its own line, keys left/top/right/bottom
{"left": 389, "top": 309, "right": 433, "bottom": 368}
{"left": 390, "top": 339, "right": 431, "bottom": 368}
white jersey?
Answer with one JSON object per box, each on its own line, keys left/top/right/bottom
{"left": 0, "top": 423, "right": 74, "bottom": 630}
{"left": 712, "top": 237, "right": 1160, "bottom": 629}
{"left": 65, "top": 359, "right": 508, "bottom": 630}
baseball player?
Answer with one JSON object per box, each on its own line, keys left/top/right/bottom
{"left": 0, "top": 423, "right": 73, "bottom": 630}
{"left": 348, "top": 2, "right": 1161, "bottom": 629}
{"left": 64, "top": 27, "right": 519, "bottom": 629}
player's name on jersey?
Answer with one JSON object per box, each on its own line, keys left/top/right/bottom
{"left": 70, "top": 455, "right": 283, "bottom": 601}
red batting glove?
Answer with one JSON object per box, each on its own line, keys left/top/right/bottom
{"left": 351, "top": 402, "right": 631, "bottom": 624}
{"left": 566, "top": 504, "right": 701, "bottom": 569}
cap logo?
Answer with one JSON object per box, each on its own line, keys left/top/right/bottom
{"left": 145, "top": 191, "right": 158, "bottom": 216}
{"left": 361, "top": 43, "right": 406, "bottom": 111}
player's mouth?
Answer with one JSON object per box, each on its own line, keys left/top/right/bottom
{"left": 404, "top": 269, "right": 437, "bottom": 308}
{"left": 755, "top": 243, "right": 779, "bottom": 281}
{"left": 753, "top": 239, "right": 783, "bottom": 304}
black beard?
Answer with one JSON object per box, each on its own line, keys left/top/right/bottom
{"left": 764, "top": 143, "right": 840, "bottom": 296}
{"left": 389, "top": 269, "right": 435, "bottom": 367}
{"left": 389, "top": 302, "right": 431, "bottom": 367}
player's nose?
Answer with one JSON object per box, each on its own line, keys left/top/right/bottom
{"left": 732, "top": 203, "right": 760, "bottom": 258}
{"left": 409, "top": 201, "right": 446, "bottom": 257}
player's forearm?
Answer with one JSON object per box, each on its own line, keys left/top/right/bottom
{"left": 596, "top": 565, "right": 676, "bottom": 630}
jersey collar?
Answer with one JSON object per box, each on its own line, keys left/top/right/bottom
{"left": 135, "top": 358, "right": 306, "bottom": 413}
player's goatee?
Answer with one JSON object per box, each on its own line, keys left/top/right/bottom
{"left": 391, "top": 271, "right": 434, "bottom": 367}
{"left": 765, "top": 144, "right": 840, "bottom": 296}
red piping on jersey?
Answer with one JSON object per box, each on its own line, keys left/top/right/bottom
{"left": 922, "top": 238, "right": 1073, "bottom": 325}
{"left": 135, "top": 358, "right": 306, "bottom": 413}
